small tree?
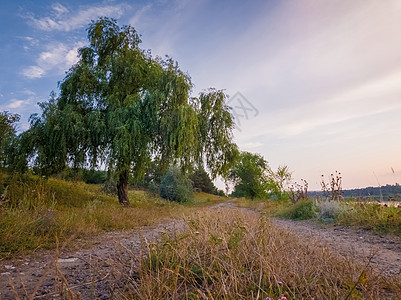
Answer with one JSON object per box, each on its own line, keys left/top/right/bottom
{"left": 229, "top": 152, "right": 269, "bottom": 200}
{"left": 190, "top": 167, "right": 217, "bottom": 194}
{"left": 266, "top": 165, "right": 292, "bottom": 200}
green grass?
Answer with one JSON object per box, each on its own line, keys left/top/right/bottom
{"left": 275, "top": 199, "right": 316, "bottom": 220}
{"left": 186, "top": 191, "right": 227, "bottom": 206}
{"left": 263, "top": 196, "right": 401, "bottom": 236}
{"left": 336, "top": 201, "right": 401, "bottom": 235}
{"left": 234, "top": 197, "right": 290, "bottom": 216}
{"left": 0, "top": 172, "right": 226, "bottom": 258}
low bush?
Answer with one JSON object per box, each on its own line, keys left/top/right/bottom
{"left": 276, "top": 199, "right": 316, "bottom": 220}
{"left": 160, "top": 166, "right": 193, "bottom": 203}
{"left": 316, "top": 200, "right": 344, "bottom": 222}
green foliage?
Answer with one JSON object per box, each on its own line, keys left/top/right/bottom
{"left": 230, "top": 152, "right": 269, "bottom": 200}
{"left": 0, "top": 111, "right": 20, "bottom": 168}
{"left": 160, "top": 166, "right": 193, "bottom": 203}
{"left": 194, "top": 89, "right": 239, "bottom": 178}
{"left": 266, "top": 165, "right": 292, "bottom": 200}
{"left": 190, "top": 167, "right": 216, "bottom": 194}
{"left": 336, "top": 202, "right": 401, "bottom": 235}
{"left": 277, "top": 199, "right": 316, "bottom": 220}
{"left": 21, "top": 18, "right": 237, "bottom": 205}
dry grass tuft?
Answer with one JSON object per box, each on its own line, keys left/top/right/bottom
{"left": 117, "top": 208, "right": 400, "bottom": 299}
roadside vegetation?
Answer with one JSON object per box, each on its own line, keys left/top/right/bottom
{"left": 271, "top": 172, "right": 401, "bottom": 237}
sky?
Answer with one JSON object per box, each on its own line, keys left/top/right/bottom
{"left": 1, "top": 0, "right": 401, "bottom": 190}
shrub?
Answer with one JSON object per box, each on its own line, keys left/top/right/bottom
{"left": 316, "top": 200, "right": 344, "bottom": 222}
{"left": 160, "top": 166, "right": 193, "bottom": 203}
{"left": 277, "top": 199, "right": 316, "bottom": 220}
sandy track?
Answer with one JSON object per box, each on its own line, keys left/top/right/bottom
{"left": 272, "top": 218, "right": 401, "bottom": 276}
{"left": 0, "top": 219, "right": 185, "bottom": 299}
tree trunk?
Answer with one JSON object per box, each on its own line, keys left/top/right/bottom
{"left": 117, "top": 170, "right": 131, "bottom": 207}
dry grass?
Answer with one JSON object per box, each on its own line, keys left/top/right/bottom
{"left": 116, "top": 208, "right": 400, "bottom": 299}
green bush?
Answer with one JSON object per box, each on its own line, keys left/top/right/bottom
{"left": 160, "top": 167, "right": 193, "bottom": 203}
{"left": 277, "top": 199, "right": 316, "bottom": 220}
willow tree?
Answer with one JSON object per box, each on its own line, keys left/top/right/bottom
{"left": 28, "top": 18, "right": 238, "bottom": 205}
{"left": 0, "top": 111, "right": 20, "bottom": 168}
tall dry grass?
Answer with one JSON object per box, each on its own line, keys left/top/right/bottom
{"left": 117, "top": 208, "right": 400, "bottom": 299}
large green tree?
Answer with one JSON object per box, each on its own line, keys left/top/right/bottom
{"left": 26, "top": 17, "right": 238, "bottom": 205}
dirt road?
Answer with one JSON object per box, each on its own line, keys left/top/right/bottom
{"left": 1, "top": 202, "right": 400, "bottom": 299}
{"left": 272, "top": 218, "right": 401, "bottom": 276}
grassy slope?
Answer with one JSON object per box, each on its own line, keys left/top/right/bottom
{"left": 0, "top": 172, "right": 225, "bottom": 258}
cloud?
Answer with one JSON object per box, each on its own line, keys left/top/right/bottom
{"left": 22, "top": 41, "right": 85, "bottom": 79}
{"left": 22, "top": 66, "right": 45, "bottom": 79}
{"left": 240, "top": 142, "right": 263, "bottom": 150}
{"left": 27, "top": 3, "right": 126, "bottom": 32}
{"left": 129, "top": 4, "right": 152, "bottom": 27}
{"left": 52, "top": 3, "right": 69, "bottom": 17}
{"left": 275, "top": 70, "right": 401, "bottom": 137}
{"left": 2, "top": 99, "right": 30, "bottom": 110}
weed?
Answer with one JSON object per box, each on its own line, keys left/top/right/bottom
{"left": 321, "top": 171, "right": 343, "bottom": 201}
{"left": 316, "top": 200, "right": 345, "bottom": 222}
{"left": 289, "top": 179, "right": 308, "bottom": 203}
{"left": 337, "top": 202, "right": 401, "bottom": 235}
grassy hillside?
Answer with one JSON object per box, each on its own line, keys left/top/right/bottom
{"left": 0, "top": 171, "right": 225, "bottom": 258}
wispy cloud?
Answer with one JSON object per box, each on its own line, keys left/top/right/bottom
{"left": 22, "top": 66, "right": 45, "bottom": 79}
{"left": 1, "top": 98, "right": 31, "bottom": 110}
{"left": 275, "top": 70, "right": 401, "bottom": 137}
{"left": 129, "top": 4, "right": 152, "bottom": 27}
{"left": 240, "top": 142, "right": 263, "bottom": 150}
{"left": 26, "top": 3, "right": 126, "bottom": 32}
{"left": 22, "top": 41, "right": 85, "bottom": 79}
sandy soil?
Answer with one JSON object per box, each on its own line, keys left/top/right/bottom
{"left": 1, "top": 202, "right": 400, "bottom": 299}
